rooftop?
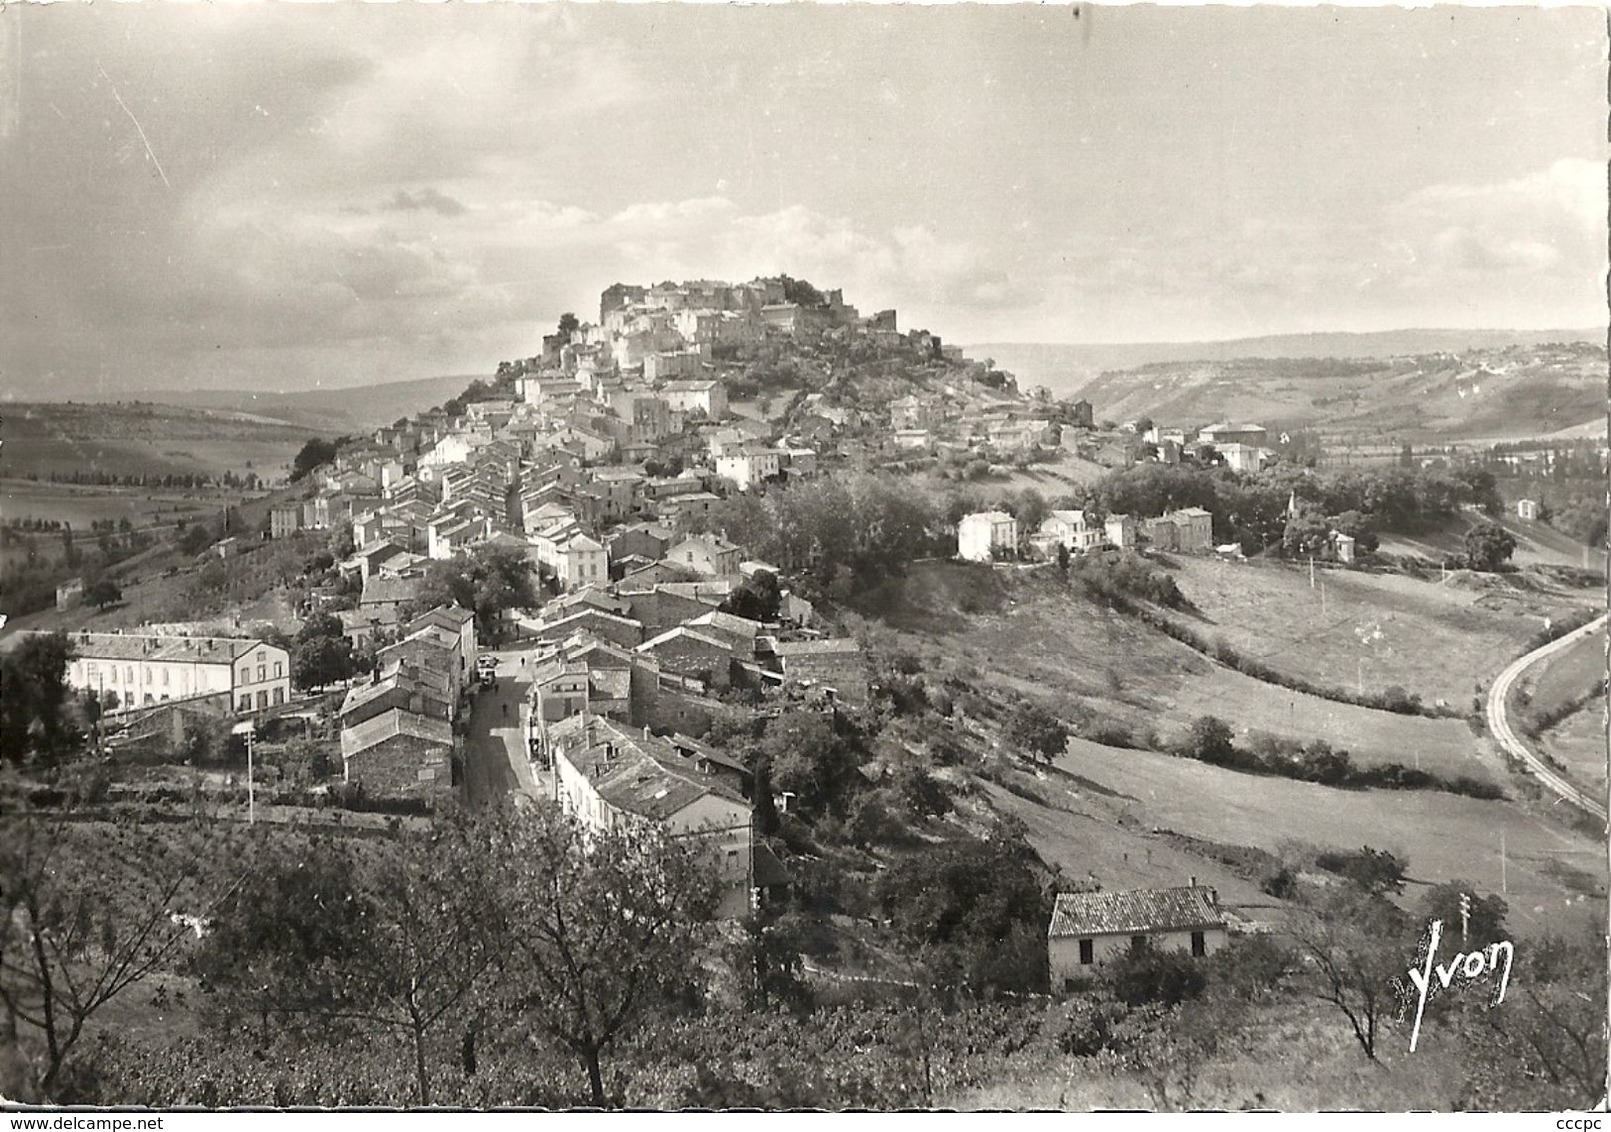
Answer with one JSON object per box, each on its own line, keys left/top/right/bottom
{"left": 1048, "top": 886, "right": 1224, "bottom": 939}
{"left": 60, "top": 631, "right": 273, "bottom": 665}
{"left": 340, "top": 708, "right": 453, "bottom": 758}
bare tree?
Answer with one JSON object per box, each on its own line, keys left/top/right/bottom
{"left": 1287, "top": 885, "right": 1410, "bottom": 1061}
{"left": 486, "top": 803, "right": 720, "bottom": 1106}
{"left": 196, "top": 817, "right": 501, "bottom": 1105}
{"left": 0, "top": 813, "right": 239, "bottom": 1096}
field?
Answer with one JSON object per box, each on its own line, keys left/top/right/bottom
{"left": 1159, "top": 556, "right": 1562, "bottom": 708}
{"left": 1017, "top": 342, "right": 1605, "bottom": 442}
{"left": 2, "top": 481, "right": 232, "bottom": 532}
{"left": 1376, "top": 511, "right": 1608, "bottom": 574}
{"left": 1520, "top": 627, "right": 1607, "bottom": 718}
{"left": 1158, "top": 664, "right": 1497, "bottom": 783}
{"left": 1, "top": 402, "right": 328, "bottom": 482}
{"left": 1050, "top": 739, "right": 1606, "bottom": 940}
{"left": 1542, "top": 707, "right": 1608, "bottom": 802}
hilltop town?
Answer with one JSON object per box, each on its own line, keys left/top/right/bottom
{"left": 3, "top": 274, "right": 1607, "bottom": 1111}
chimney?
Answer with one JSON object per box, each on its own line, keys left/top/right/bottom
{"left": 1189, "top": 876, "right": 1195, "bottom": 887}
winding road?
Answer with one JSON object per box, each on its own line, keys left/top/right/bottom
{"left": 1484, "top": 611, "right": 1608, "bottom": 823}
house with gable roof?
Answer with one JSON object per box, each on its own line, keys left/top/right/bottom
{"left": 1048, "top": 885, "right": 1229, "bottom": 991}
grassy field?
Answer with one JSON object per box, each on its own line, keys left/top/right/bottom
{"left": 871, "top": 563, "right": 1502, "bottom": 782}
{"left": 1377, "top": 511, "right": 1608, "bottom": 573}
{"left": 1542, "top": 707, "right": 1608, "bottom": 802}
{"left": 1051, "top": 739, "right": 1605, "bottom": 940}
{"left": 1518, "top": 625, "right": 1607, "bottom": 717}
{"left": 1, "top": 401, "right": 325, "bottom": 482}
{"left": 1158, "top": 664, "right": 1497, "bottom": 783}
{"left": 1159, "top": 556, "right": 1560, "bottom": 707}
{"left": 2, "top": 481, "right": 233, "bottom": 531}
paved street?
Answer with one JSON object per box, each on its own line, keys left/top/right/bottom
{"left": 461, "top": 647, "right": 543, "bottom": 807}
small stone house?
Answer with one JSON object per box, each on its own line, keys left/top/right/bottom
{"left": 1048, "top": 885, "right": 1229, "bottom": 992}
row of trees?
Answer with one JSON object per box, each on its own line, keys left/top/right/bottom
{"left": 1, "top": 804, "right": 718, "bottom": 1107}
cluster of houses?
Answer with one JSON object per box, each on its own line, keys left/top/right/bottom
{"left": 957, "top": 505, "right": 1217, "bottom": 563}
{"left": 337, "top": 605, "right": 477, "bottom": 796}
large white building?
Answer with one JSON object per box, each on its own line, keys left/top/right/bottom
{"left": 957, "top": 511, "right": 1019, "bottom": 562}
{"left": 715, "top": 449, "right": 782, "bottom": 492}
{"left": 57, "top": 631, "right": 292, "bottom": 715}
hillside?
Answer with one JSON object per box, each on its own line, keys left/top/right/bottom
{"left": 0, "top": 401, "right": 329, "bottom": 482}
{"left": 1041, "top": 344, "right": 1604, "bottom": 442}
{"left": 70, "top": 374, "right": 478, "bottom": 432}
{"left": 970, "top": 328, "right": 1603, "bottom": 399}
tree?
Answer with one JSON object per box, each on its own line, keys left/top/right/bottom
{"left": 763, "top": 711, "right": 861, "bottom": 816}
{"left": 1181, "top": 715, "right": 1235, "bottom": 767}
{"left": 0, "top": 632, "right": 78, "bottom": 767}
{"left": 83, "top": 578, "right": 121, "bottom": 610}
{"left": 1005, "top": 701, "right": 1068, "bottom": 763}
{"left": 1464, "top": 521, "right": 1517, "bottom": 572}
{"left": 176, "top": 521, "right": 217, "bottom": 557}
{"left": 0, "top": 814, "right": 240, "bottom": 1095}
{"left": 557, "top": 312, "right": 580, "bottom": 337}
{"left": 1314, "top": 846, "right": 1407, "bottom": 895}
{"left": 1282, "top": 504, "right": 1333, "bottom": 559}
{"left": 877, "top": 835, "right": 1049, "bottom": 996}
{"left": 414, "top": 545, "right": 539, "bottom": 646}
{"left": 197, "top": 819, "right": 501, "bottom": 1105}
{"left": 1105, "top": 940, "right": 1208, "bottom": 1008}
{"left": 487, "top": 804, "right": 719, "bottom": 1106}
{"left": 751, "top": 756, "right": 781, "bottom": 837}
{"left": 291, "top": 614, "right": 356, "bottom": 690}
{"left": 1417, "top": 883, "right": 1508, "bottom": 951}
{"left": 1288, "top": 884, "right": 1411, "bottom": 1060}
{"left": 290, "top": 438, "right": 339, "bottom": 483}
{"left": 721, "top": 570, "right": 782, "bottom": 623}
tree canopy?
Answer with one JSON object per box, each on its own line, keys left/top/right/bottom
{"left": 290, "top": 438, "right": 339, "bottom": 483}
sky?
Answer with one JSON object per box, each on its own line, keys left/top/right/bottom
{"left": 1, "top": 3, "right": 1605, "bottom": 397}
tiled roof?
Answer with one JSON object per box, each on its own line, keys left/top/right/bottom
{"left": 340, "top": 708, "right": 453, "bottom": 758}
{"left": 60, "top": 631, "right": 271, "bottom": 666}
{"left": 774, "top": 638, "right": 861, "bottom": 657}
{"left": 551, "top": 716, "right": 744, "bottom": 822}
{"left": 361, "top": 576, "right": 423, "bottom": 607}
{"left": 1048, "top": 887, "right": 1224, "bottom": 938}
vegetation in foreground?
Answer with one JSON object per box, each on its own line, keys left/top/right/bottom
{"left": 1, "top": 798, "right": 1602, "bottom": 1111}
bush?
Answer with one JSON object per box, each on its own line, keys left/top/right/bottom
{"left": 1105, "top": 941, "right": 1208, "bottom": 1008}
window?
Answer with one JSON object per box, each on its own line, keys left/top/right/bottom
{"left": 273, "top": 687, "right": 284, "bottom": 706}
{"left": 1191, "top": 931, "right": 1207, "bottom": 958}
{"left": 240, "top": 666, "right": 250, "bottom": 683}
{"left": 258, "top": 664, "right": 266, "bottom": 682}
{"left": 87, "top": 663, "right": 98, "bottom": 678}
{"left": 1130, "top": 935, "right": 1146, "bottom": 952}
{"left": 238, "top": 695, "right": 250, "bottom": 712}
{"left": 1079, "top": 939, "right": 1094, "bottom": 966}
{"left": 274, "top": 662, "right": 283, "bottom": 678}
{"left": 256, "top": 690, "right": 268, "bottom": 710}
{"left": 1064, "top": 977, "right": 1078, "bottom": 992}
{"left": 162, "top": 668, "right": 170, "bottom": 686}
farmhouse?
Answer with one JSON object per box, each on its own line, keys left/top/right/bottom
{"left": 1517, "top": 499, "right": 1540, "bottom": 521}
{"left": 56, "top": 631, "right": 292, "bottom": 715}
{"left": 1048, "top": 885, "right": 1229, "bottom": 991}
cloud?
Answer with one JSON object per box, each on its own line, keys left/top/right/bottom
{"left": 381, "top": 188, "right": 468, "bottom": 217}
{"left": 1389, "top": 158, "right": 1605, "bottom": 283}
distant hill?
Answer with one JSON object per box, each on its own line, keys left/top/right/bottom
{"left": 0, "top": 401, "right": 325, "bottom": 481}
{"left": 968, "top": 329, "right": 1603, "bottom": 399}
{"left": 68, "top": 374, "right": 479, "bottom": 432}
